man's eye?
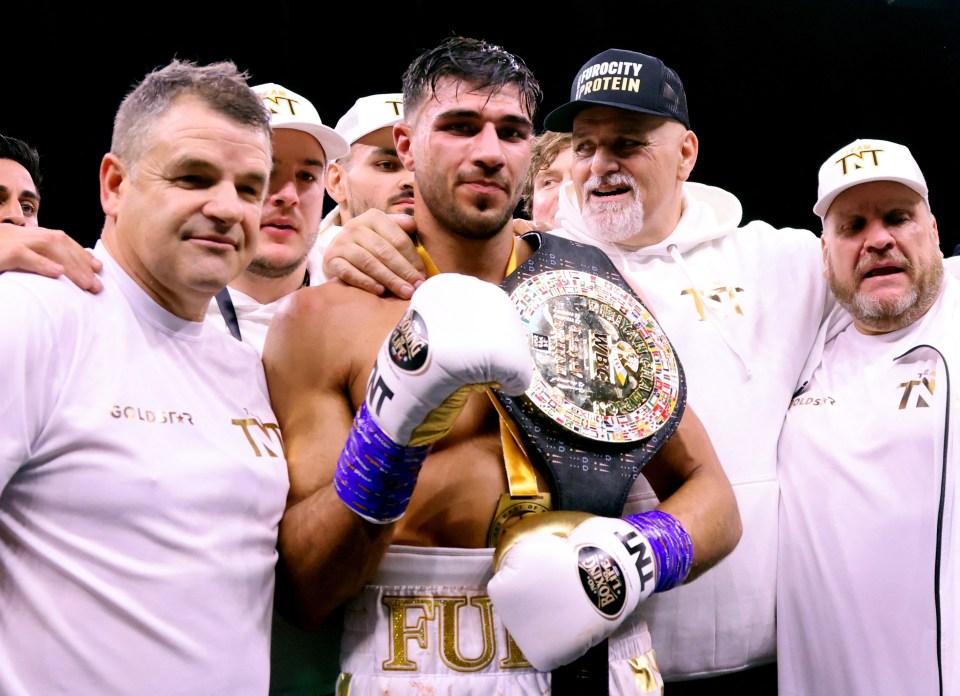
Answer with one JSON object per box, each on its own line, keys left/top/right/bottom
{"left": 446, "top": 122, "right": 475, "bottom": 135}
{"left": 178, "top": 175, "right": 209, "bottom": 188}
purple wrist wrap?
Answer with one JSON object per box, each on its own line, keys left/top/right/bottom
{"left": 334, "top": 403, "right": 430, "bottom": 524}
{"left": 623, "top": 510, "right": 694, "bottom": 593}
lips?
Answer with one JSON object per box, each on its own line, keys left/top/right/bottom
{"left": 461, "top": 177, "right": 508, "bottom": 194}
{"left": 591, "top": 185, "right": 631, "bottom": 198}
{"left": 863, "top": 265, "right": 904, "bottom": 279}
{"left": 260, "top": 219, "right": 298, "bottom": 236}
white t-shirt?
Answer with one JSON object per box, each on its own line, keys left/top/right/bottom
{"left": 777, "top": 277, "right": 957, "bottom": 696}
{"left": 0, "top": 242, "right": 289, "bottom": 695}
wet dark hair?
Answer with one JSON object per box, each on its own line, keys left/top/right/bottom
{"left": 0, "top": 133, "right": 43, "bottom": 192}
{"left": 402, "top": 36, "right": 541, "bottom": 122}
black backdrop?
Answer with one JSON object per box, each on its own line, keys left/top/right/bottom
{"left": 5, "top": 0, "right": 959, "bottom": 255}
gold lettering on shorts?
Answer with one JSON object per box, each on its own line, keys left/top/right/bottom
{"left": 382, "top": 597, "right": 435, "bottom": 670}
{"left": 381, "top": 594, "right": 526, "bottom": 673}
{"left": 436, "top": 597, "right": 496, "bottom": 671}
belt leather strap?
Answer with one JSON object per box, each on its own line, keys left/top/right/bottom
{"left": 498, "top": 232, "right": 687, "bottom": 694}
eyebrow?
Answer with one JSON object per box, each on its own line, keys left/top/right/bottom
{"left": 435, "top": 108, "right": 532, "bottom": 130}
{"left": 0, "top": 184, "right": 40, "bottom": 205}
{"left": 179, "top": 157, "right": 270, "bottom": 189}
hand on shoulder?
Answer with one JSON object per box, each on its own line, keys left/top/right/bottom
{"left": 0, "top": 223, "right": 103, "bottom": 293}
{"left": 322, "top": 211, "right": 426, "bottom": 300}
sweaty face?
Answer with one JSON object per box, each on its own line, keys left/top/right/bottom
{"left": 0, "top": 158, "right": 40, "bottom": 226}
{"left": 105, "top": 98, "right": 271, "bottom": 317}
{"left": 401, "top": 78, "right": 533, "bottom": 241}
{"left": 531, "top": 146, "right": 573, "bottom": 228}
{"left": 571, "top": 107, "right": 691, "bottom": 247}
{"left": 247, "top": 128, "right": 327, "bottom": 280}
{"left": 333, "top": 126, "right": 414, "bottom": 223}
{"left": 822, "top": 180, "right": 943, "bottom": 334}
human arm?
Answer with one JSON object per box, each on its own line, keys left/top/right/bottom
{"left": 321, "top": 210, "right": 426, "bottom": 299}
{"left": 263, "top": 274, "right": 534, "bottom": 628}
{"left": 322, "top": 209, "right": 549, "bottom": 299}
{"left": 488, "top": 404, "right": 740, "bottom": 670}
{"left": 262, "top": 284, "right": 396, "bottom": 628}
{"left": 0, "top": 223, "right": 102, "bottom": 293}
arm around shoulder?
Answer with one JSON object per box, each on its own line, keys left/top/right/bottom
{"left": 0, "top": 223, "right": 102, "bottom": 292}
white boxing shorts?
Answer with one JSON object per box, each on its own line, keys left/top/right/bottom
{"left": 336, "top": 544, "right": 662, "bottom": 695}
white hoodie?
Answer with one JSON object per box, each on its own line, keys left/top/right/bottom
{"left": 552, "top": 179, "right": 834, "bottom": 679}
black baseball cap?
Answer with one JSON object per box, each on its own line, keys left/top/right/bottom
{"left": 544, "top": 48, "right": 690, "bottom": 131}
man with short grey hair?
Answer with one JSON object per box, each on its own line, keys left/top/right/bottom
{"left": 0, "top": 58, "right": 288, "bottom": 695}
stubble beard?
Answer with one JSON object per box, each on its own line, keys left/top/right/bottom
{"left": 828, "top": 248, "right": 944, "bottom": 332}
{"left": 244, "top": 252, "right": 309, "bottom": 280}
{"left": 417, "top": 171, "right": 515, "bottom": 241}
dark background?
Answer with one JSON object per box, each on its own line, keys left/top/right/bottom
{"left": 5, "top": 0, "right": 959, "bottom": 255}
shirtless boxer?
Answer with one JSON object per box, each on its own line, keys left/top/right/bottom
{"left": 262, "top": 36, "right": 740, "bottom": 695}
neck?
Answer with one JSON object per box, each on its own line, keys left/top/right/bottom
{"left": 416, "top": 228, "right": 522, "bottom": 284}
{"left": 101, "top": 227, "right": 210, "bottom": 321}
{"left": 230, "top": 262, "right": 308, "bottom": 304}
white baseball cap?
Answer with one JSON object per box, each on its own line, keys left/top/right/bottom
{"left": 814, "top": 138, "right": 928, "bottom": 218}
{"left": 253, "top": 83, "right": 350, "bottom": 161}
{"left": 335, "top": 93, "right": 404, "bottom": 151}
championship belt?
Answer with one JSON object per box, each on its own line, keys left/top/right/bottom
{"left": 494, "top": 232, "right": 686, "bottom": 518}
{"left": 493, "top": 232, "right": 686, "bottom": 695}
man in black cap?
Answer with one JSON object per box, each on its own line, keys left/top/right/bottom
{"left": 514, "top": 46, "right": 828, "bottom": 693}
{"left": 321, "top": 46, "right": 839, "bottom": 692}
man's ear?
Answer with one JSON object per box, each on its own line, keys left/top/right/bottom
{"left": 325, "top": 162, "right": 346, "bottom": 205}
{"left": 395, "top": 123, "right": 415, "bottom": 172}
{"left": 820, "top": 233, "right": 830, "bottom": 279}
{"left": 678, "top": 130, "right": 699, "bottom": 182}
{"left": 99, "top": 153, "right": 125, "bottom": 216}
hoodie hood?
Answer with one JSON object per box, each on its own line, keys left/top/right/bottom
{"left": 553, "top": 178, "right": 756, "bottom": 380}
{"left": 555, "top": 179, "right": 743, "bottom": 256}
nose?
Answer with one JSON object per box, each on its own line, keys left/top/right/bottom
{"left": 0, "top": 200, "right": 26, "bottom": 226}
{"left": 863, "top": 218, "right": 896, "bottom": 253}
{"left": 589, "top": 146, "right": 620, "bottom": 177}
{"left": 268, "top": 176, "right": 300, "bottom": 208}
{"left": 204, "top": 182, "right": 245, "bottom": 226}
{"left": 471, "top": 123, "right": 506, "bottom": 170}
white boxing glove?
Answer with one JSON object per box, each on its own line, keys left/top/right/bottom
{"left": 335, "top": 273, "right": 534, "bottom": 523}
{"left": 488, "top": 510, "right": 687, "bottom": 672}
{"left": 367, "top": 272, "right": 533, "bottom": 446}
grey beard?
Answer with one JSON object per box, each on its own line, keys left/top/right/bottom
{"left": 830, "top": 253, "right": 944, "bottom": 333}
{"left": 580, "top": 172, "right": 645, "bottom": 244}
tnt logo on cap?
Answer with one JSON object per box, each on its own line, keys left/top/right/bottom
{"left": 252, "top": 82, "right": 349, "bottom": 161}
{"left": 813, "top": 138, "right": 929, "bottom": 218}
{"left": 335, "top": 93, "right": 404, "bottom": 152}
{"left": 544, "top": 48, "right": 690, "bottom": 131}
